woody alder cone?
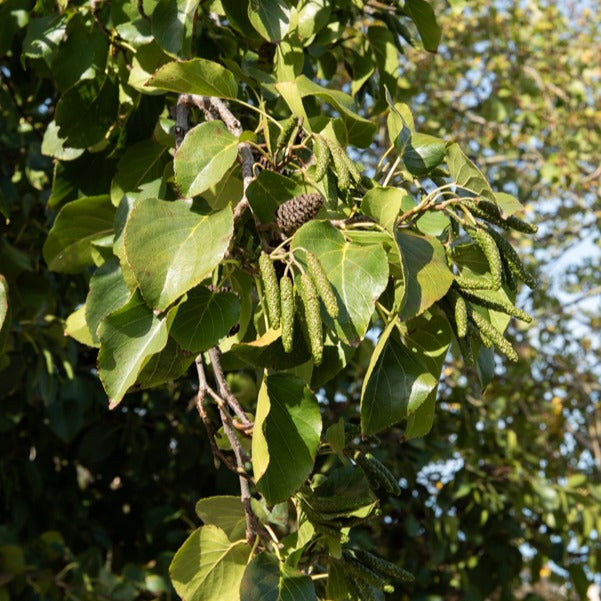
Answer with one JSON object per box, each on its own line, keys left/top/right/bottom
{"left": 275, "top": 193, "right": 324, "bottom": 237}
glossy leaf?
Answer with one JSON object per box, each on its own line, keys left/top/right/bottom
{"left": 404, "top": 0, "right": 441, "bottom": 52}
{"left": 174, "top": 121, "right": 239, "bottom": 198}
{"left": 240, "top": 553, "right": 317, "bottom": 601}
{"left": 136, "top": 337, "right": 195, "bottom": 389}
{"left": 292, "top": 221, "right": 389, "bottom": 345}
{"left": 396, "top": 230, "right": 454, "bottom": 320}
{"left": 148, "top": 58, "right": 238, "bottom": 98}
{"left": 253, "top": 374, "right": 322, "bottom": 505}
{"left": 402, "top": 132, "right": 445, "bottom": 176}
{"left": 361, "top": 319, "right": 445, "bottom": 435}
{"left": 248, "top": 0, "right": 290, "bottom": 42}
{"left": 123, "top": 198, "right": 233, "bottom": 311}
{"left": 170, "top": 525, "right": 250, "bottom": 601}
{"left": 97, "top": 292, "right": 169, "bottom": 408}
{"left": 85, "top": 258, "right": 134, "bottom": 343}
{"left": 446, "top": 141, "right": 496, "bottom": 203}
{"left": 43, "top": 196, "right": 115, "bottom": 274}
{"left": 361, "top": 186, "right": 404, "bottom": 232}
{"left": 151, "top": 0, "right": 200, "bottom": 57}
{"left": 170, "top": 286, "right": 240, "bottom": 352}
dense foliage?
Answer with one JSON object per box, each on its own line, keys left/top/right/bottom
{"left": 1, "top": 0, "right": 599, "bottom": 600}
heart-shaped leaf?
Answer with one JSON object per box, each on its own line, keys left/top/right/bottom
{"left": 123, "top": 198, "right": 233, "bottom": 311}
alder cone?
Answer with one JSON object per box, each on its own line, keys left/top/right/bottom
{"left": 275, "top": 193, "right": 323, "bottom": 236}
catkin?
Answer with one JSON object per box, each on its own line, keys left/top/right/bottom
{"left": 325, "top": 138, "right": 351, "bottom": 191}
{"left": 313, "top": 135, "right": 331, "bottom": 182}
{"left": 466, "top": 226, "right": 503, "bottom": 290}
{"left": 469, "top": 310, "right": 519, "bottom": 361}
{"left": 459, "top": 288, "right": 532, "bottom": 323}
{"left": 448, "top": 288, "right": 468, "bottom": 338}
{"left": 462, "top": 200, "right": 538, "bottom": 234}
{"left": 354, "top": 452, "right": 401, "bottom": 495}
{"left": 342, "top": 550, "right": 393, "bottom": 592}
{"left": 276, "top": 116, "right": 297, "bottom": 149}
{"left": 486, "top": 227, "right": 538, "bottom": 289}
{"left": 280, "top": 275, "right": 295, "bottom": 352}
{"left": 306, "top": 252, "right": 339, "bottom": 318}
{"left": 300, "top": 273, "right": 323, "bottom": 365}
{"left": 259, "top": 252, "right": 280, "bottom": 329}
{"left": 353, "top": 550, "right": 414, "bottom": 583}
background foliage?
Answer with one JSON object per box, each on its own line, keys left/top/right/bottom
{"left": 1, "top": 0, "right": 600, "bottom": 600}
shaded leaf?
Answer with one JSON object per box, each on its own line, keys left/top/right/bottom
{"left": 170, "top": 286, "right": 240, "bottom": 352}
{"left": 446, "top": 141, "right": 496, "bottom": 203}
{"left": 396, "top": 230, "right": 453, "bottom": 320}
{"left": 404, "top": 0, "right": 441, "bottom": 52}
{"left": 248, "top": 0, "right": 290, "bottom": 42}
{"left": 97, "top": 292, "right": 169, "bottom": 408}
{"left": 152, "top": 0, "right": 200, "bottom": 57}
{"left": 253, "top": 374, "right": 322, "bottom": 505}
{"left": 43, "top": 196, "right": 115, "bottom": 274}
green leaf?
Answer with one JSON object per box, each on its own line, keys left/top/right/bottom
{"left": 361, "top": 186, "right": 404, "bottom": 232}
{"left": 170, "top": 286, "right": 240, "bottom": 352}
{"left": 240, "top": 553, "right": 317, "bottom": 601}
{"left": 246, "top": 170, "right": 305, "bottom": 223}
{"left": 294, "top": 76, "right": 377, "bottom": 147}
{"left": 253, "top": 374, "right": 322, "bottom": 505}
{"left": 446, "top": 141, "right": 496, "bottom": 203}
{"left": 396, "top": 230, "right": 454, "bottom": 320}
{"left": 296, "top": 0, "right": 331, "bottom": 41}
{"left": 196, "top": 496, "right": 250, "bottom": 541}
{"left": 111, "top": 140, "right": 167, "bottom": 205}
{"left": 291, "top": 221, "right": 389, "bottom": 345}
{"left": 54, "top": 77, "right": 119, "bottom": 148}
{"left": 170, "top": 525, "right": 250, "bottom": 601}
{"left": 248, "top": 0, "right": 290, "bottom": 42}
{"left": 85, "top": 258, "right": 134, "bottom": 344}
{"left": 402, "top": 133, "right": 445, "bottom": 176}
{"left": 97, "top": 292, "right": 169, "bottom": 408}
{"left": 386, "top": 102, "right": 415, "bottom": 143}
{"left": 22, "top": 14, "right": 66, "bottom": 62}
{"left": 404, "top": 0, "right": 441, "bottom": 52}
{"left": 123, "top": 198, "right": 233, "bottom": 311}
{"left": 43, "top": 196, "right": 115, "bottom": 274}
{"left": 174, "top": 121, "right": 239, "bottom": 198}
{"left": 361, "top": 317, "right": 448, "bottom": 435}
{"left": 494, "top": 191, "right": 523, "bottom": 218}
{"left": 136, "top": 337, "right": 195, "bottom": 389}
{"left": 41, "top": 121, "right": 85, "bottom": 161}
{"left": 151, "top": 0, "right": 200, "bottom": 58}
{"left": 51, "top": 13, "right": 108, "bottom": 91}
{"left": 148, "top": 58, "right": 238, "bottom": 98}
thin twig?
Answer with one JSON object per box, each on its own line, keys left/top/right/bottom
{"left": 207, "top": 347, "right": 253, "bottom": 429}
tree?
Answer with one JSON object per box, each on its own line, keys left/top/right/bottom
{"left": 1, "top": 0, "right": 599, "bottom": 600}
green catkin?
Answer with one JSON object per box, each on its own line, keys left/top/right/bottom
{"left": 306, "top": 252, "right": 339, "bottom": 318}
{"left": 342, "top": 551, "right": 394, "bottom": 592}
{"left": 300, "top": 273, "right": 323, "bottom": 365}
{"left": 486, "top": 227, "right": 538, "bottom": 289}
{"left": 342, "top": 150, "right": 362, "bottom": 182}
{"left": 353, "top": 549, "right": 415, "bottom": 583}
{"left": 325, "top": 138, "right": 351, "bottom": 191}
{"left": 462, "top": 200, "right": 538, "bottom": 234}
{"left": 467, "top": 321, "right": 493, "bottom": 348}
{"left": 439, "top": 298, "right": 474, "bottom": 365}
{"left": 310, "top": 494, "right": 371, "bottom": 514}
{"left": 259, "top": 252, "right": 280, "bottom": 329}
{"left": 313, "top": 135, "right": 331, "bottom": 182}
{"left": 280, "top": 275, "right": 295, "bottom": 352}
{"left": 448, "top": 288, "right": 468, "bottom": 337}
{"left": 354, "top": 452, "right": 401, "bottom": 495}
{"left": 466, "top": 226, "right": 503, "bottom": 290}
{"left": 469, "top": 310, "right": 519, "bottom": 361}
{"left": 454, "top": 274, "right": 498, "bottom": 290}
{"left": 458, "top": 288, "right": 533, "bottom": 323}
{"left": 276, "top": 116, "right": 297, "bottom": 149}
